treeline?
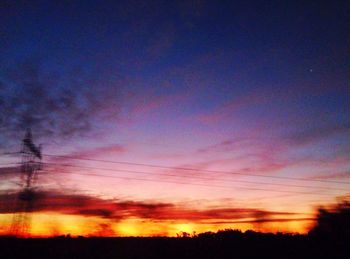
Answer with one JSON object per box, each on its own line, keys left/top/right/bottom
{"left": 0, "top": 199, "right": 348, "bottom": 258}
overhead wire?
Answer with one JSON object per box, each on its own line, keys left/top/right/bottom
{"left": 4, "top": 152, "right": 349, "bottom": 196}
{"left": 39, "top": 164, "right": 346, "bottom": 196}
{"left": 43, "top": 162, "right": 350, "bottom": 192}
{"left": 41, "top": 153, "right": 350, "bottom": 185}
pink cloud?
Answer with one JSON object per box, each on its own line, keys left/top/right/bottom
{"left": 307, "top": 171, "right": 350, "bottom": 180}
{"left": 127, "top": 91, "right": 191, "bottom": 118}
{"left": 193, "top": 92, "right": 270, "bottom": 125}
{"left": 46, "top": 144, "right": 126, "bottom": 165}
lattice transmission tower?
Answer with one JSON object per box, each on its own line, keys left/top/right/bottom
{"left": 10, "top": 129, "right": 42, "bottom": 237}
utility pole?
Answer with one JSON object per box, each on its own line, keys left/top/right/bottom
{"left": 10, "top": 129, "right": 42, "bottom": 237}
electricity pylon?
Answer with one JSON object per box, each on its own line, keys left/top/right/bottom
{"left": 10, "top": 129, "right": 42, "bottom": 237}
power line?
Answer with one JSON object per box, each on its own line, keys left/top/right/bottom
{"left": 6, "top": 152, "right": 350, "bottom": 185}
{"left": 41, "top": 168, "right": 307, "bottom": 204}
{"left": 42, "top": 153, "right": 350, "bottom": 185}
{"left": 43, "top": 162, "right": 349, "bottom": 192}
{"left": 40, "top": 165, "right": 345, "bottom": 196}
{"left": 0, "top": 163, "right": 20, "bottom": 167}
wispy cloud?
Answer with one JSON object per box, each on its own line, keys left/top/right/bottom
{"left": 0, "top": 59, "right": 124, "bottom": 146}
{"left": 126, "top": 90, "right": 190, "bottom": 119}
{"left": 63, "top": 144, "right": 126, "bottom": 159}
{"left": 0, "top": 166, "right": 20, "bottom": 179}
{"left": 193, "top": 92, "right": 269, "bottom": 125}
{"left": 194, "top": 137, "right": 290, "bottom": 175}
{"left": 287, "top": 122, "right": 350, "bottom": 146}
{"left": 0, "top": 190, "right": 300, "bottom": 223}
{"left": 308, "top": 171, "right": 350, "bottom": 180}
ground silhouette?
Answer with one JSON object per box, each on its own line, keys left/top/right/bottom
{"left": 0, "top": 200, "right": 349, "bottom": 258}
{"left": 0, "top": 231, "right": 347, "bottom": 258}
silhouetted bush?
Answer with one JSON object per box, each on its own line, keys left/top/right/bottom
{"left": 310, "top": 199, "right": 350, "bottom": 239}
{"left": 197, "top": 231, "right": 215, "bottom": 238}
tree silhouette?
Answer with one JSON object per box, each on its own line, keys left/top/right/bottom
{"left": 310, "top": 199, "right": 350, "bottom": 238}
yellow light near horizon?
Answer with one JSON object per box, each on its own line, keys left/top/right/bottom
{"left": 31, "top": 213, "right": 81, "bottom": 236}
{"left": 117, "top": 219, "right": 139, "bottom": 236}
{"left": 172, "top": 223, "right": 196, "bottom": 235}
{"left": 0, "top": 212, "right": 313, "bottom": 237}
{"left": 0, "top": 214, "right": 12, "bottom": 235}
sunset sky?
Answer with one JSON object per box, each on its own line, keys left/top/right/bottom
{"left": 0, "top": 1, "right": 349, "bottom": 237}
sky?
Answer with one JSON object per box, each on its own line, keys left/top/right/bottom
{"left": 0, "top": 0, "right": 349, "bottom": 237}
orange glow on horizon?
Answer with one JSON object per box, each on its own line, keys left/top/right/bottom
{"left": 0, "top": 213, "right": 314, "bottom": 237}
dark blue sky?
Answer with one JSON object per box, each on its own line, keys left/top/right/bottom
{"left": 1, "top": 0, "right": 349, "bottom": 143}
{"left": 2, "top": 1, "right": 349, "bottom": 80}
